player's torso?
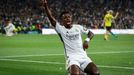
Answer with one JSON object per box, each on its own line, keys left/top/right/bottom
{"left": 60, "top": 25, "right": 82, "bottom": 45}
{"left": 58, "top": 25, "right": 85, "bottom": 56}
{"left": 104, "top": 14, "right": 113, "bottom": 26}
{"left": 4, "top": 23, "right": 15, "bottom": 36}
{"left": 4, "top": 23, "right": 14, "bottom": 32}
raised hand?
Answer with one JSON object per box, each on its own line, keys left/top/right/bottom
{"left": 40, "top": 0, "right": 47, "bottom": 6}
{"left": 42, "top": 0, "right": 56, "bottom": 27}
{"left": 43, "top": 0, "right": 47, "bottom": 4}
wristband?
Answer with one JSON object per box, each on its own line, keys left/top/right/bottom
{"left": 85, "top": 38, "right": 90, "bottom": 42}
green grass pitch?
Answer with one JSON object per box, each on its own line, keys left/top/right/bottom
{"left": 0, "top": 34, "right": 134, "bottom": 75}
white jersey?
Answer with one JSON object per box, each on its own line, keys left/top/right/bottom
{"left": 55, "top": 22, "right": 89, "bottom": 59}
{"left": 4, "top": 23, "right": 16, "bottom": 36}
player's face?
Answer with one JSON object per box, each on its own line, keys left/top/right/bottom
{"left": 61, "top": 13, "right": 72, "bottom": 28}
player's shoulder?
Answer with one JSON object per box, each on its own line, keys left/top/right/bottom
{"left": 105, "top": 13, "right": 109, "bottom": 17}
{"left": 8, "top": 23, "right": 14, "bottom": 26}
{"left": 55, "top": 22, "right": 63, "bottom": 29}
{"left": 72, "top": 24, "right": 84, "bottom": 30}
{"left": 73, "top": 24, "right": 82, "bottom": 27}
{"left": 107, "top": 14, "right": 113, "bottom": 17}
{"left": 56, "top": 22, "right": 61, "bottom": 26}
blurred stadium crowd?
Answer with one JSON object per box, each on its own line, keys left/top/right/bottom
{"left": 0, "top": 0, "right": 134, "bottom": 34}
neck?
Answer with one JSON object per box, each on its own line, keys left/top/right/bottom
{"left": 64, "top": 25, "right": 72, "bottom": 29}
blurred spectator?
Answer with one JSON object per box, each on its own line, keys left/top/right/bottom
{"left": 0, "top": 0, "right": 134, "bottom": 34}
{"left": 4, "top": 19, "right": 17, "bottom": 36}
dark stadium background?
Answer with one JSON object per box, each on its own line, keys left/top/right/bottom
{"left": 0, "top": 0, "right": 134, "bottom": 75}
{"left": 0, "top": 0, "right": 134, "bottom": 34}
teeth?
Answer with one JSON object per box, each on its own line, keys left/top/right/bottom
{"left": 67, "top": 22, "right": 71, "bottom": 24}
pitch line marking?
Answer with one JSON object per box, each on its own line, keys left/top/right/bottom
{"left": 0, "top": 54, "right": 64, "bottom": 58}
{"left": 0, "top": 59, "right": 64, "bottom": 65}
{"left": 0, "top": 51, "right": 134, "bottom": 58}
{"left": 97, "top": 65, "right": 134, "bottom": 70}
{"left": 0, "top": 59, "right": 134, "bottom": 70}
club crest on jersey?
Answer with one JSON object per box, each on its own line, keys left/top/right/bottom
{"left": 66, "top": 32, "right": 79, "bottom": 40}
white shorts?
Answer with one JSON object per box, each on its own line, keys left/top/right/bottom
{"left": 66, "top": 55, "right": 92, "bottom": 72}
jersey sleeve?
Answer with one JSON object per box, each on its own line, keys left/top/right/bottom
{"left": 11, "top": 24, "right": 16, "bottom": 31}
{"left": 55, "top": 22, "right": 63, "bottom": 34}
{"left": 78, "top": 25, "right": 89, "bottom": 34}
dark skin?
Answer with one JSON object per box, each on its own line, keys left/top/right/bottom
{"left": 42, "top": 0, "right": 99, "bottom": 75}
{"left": 83, "top": 31, "right": 94, "bottom": 50}
{"left": 61, "top": 13, "right": 73, "bottom": 29}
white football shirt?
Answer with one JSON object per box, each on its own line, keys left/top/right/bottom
{"left": 4, "top": 23, "right": 16, "bottom": 36}
{"left": 55, "top": 22, "right": 89, "bottom": 58}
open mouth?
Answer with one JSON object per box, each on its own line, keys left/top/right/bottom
{"left": 67, "top": 22, "right": 71, "bottom": 25}
{"left": 66, "top": 20, "right": 71, "bottom": 25}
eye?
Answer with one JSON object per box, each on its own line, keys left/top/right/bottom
{"left": 67, "top": 16, "right": 71, "bottom": 18}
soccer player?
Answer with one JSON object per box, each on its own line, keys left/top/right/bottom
{"left": 4, "top": 19, "right": 17, "bottom": 36}
{"left": 103, "top": 10, "right": 119, "bottom": 40}
{"left": 42, "top": 0, "right": 100, "bottom": 75}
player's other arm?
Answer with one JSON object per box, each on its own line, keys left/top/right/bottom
{"left": 42, "top": 0, "right": 56, "bottom": 27}
{"left": 87, "top": 30, "right": 94, "bottom": 40}
{"left": 101, "top": 20, "right": 105, "bottom": 27}
{"left": 83, "top": 30, "right": 94, "bottom": 50}
{"left": 113, "top": 12, "right": 119, "bottom": 19}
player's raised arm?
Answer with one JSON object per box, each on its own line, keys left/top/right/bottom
{"left": 42, "top": 0, "right": 56, "bottom": 27}
{"left": 114, "top": 12, "right": 119, "bottom": 19}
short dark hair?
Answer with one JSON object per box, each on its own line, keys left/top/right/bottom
{"left": 59, "top": 11, "right": 71, "bottom": 19}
